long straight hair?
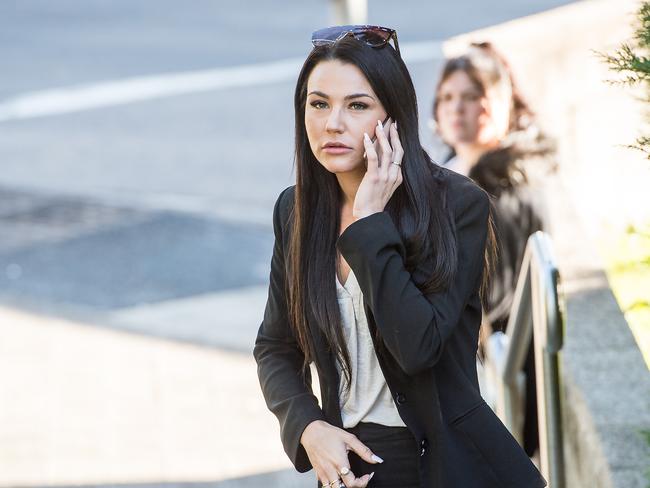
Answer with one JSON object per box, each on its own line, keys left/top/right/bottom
{"left": 286, "top": 37, "right": 495, "bottom": 394}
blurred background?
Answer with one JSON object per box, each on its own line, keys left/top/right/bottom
{"left": 0, "top": 1, "right": 648, "bottom": 487}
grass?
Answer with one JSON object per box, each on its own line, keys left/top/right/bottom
{"left": 600, "top": 223, "right": 650, "bottom": 370}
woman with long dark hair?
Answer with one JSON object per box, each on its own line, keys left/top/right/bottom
{"left": 254, "top": 25, "right": 547, "bottom": 488}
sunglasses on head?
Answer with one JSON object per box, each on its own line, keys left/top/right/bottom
{"left": 311, "top": 25, "right": 400, "bottom": 56}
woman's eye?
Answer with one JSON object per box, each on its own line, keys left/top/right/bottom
{"left": 309, "top": 101, "right": 367, "bottom": 110}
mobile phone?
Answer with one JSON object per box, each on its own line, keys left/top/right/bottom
{"left": 371, "top": 114, "right": 392, "bottom": 143}
{"left": 364, "top": 114, "right": 392, "bottom": 162}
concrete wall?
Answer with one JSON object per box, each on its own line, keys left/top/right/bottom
{"left": 442, "top": 1, "right": 650, "bottom": 486}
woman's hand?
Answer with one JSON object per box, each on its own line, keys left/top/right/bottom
{"left": 300, "top": 420, "right": 383, "bottom": 487}
{"left": 353, "top": 118, "right": 404, "bottom": 220}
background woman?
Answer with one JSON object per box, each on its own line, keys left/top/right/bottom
{"left": 432, "top": 41, "right": 558, "bottom": 460}
{"left": 254, "top": 26, "right": 546, "bottom": 488}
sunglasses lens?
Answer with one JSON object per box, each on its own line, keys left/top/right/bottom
{"left": 311, "top": 25, "right": 352, "bottom": 43}
{"left": 354, "top": 28, "right": 391, "bottom": 47}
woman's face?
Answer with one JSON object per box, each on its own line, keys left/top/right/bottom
{"left": 305, "top": 59, "right": 387, "bottom": 174}
{"left": 435, "top": 70, "right": 498, "bottom": 147}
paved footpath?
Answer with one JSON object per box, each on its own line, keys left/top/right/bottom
{"left": 0, "top": 305, "right": 317, "bottom": 486}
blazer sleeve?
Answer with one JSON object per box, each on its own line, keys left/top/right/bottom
{"left": 336, "top": 183, "right": 490, "bottom": 376}
{"left": 253, "top": 186, "right": 326, "bottom": 473}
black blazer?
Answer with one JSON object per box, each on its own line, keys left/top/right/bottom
{"left": 254, "top": 167, "right": 547, "bottom": 487}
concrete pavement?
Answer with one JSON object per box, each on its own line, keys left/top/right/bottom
{"left": 0, "top": 305, "right": 317, "bottom": 486}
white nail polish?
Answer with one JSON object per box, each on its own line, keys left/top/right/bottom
{"left": 371, "top": 454, "right": 384, "bottom": 463}
{"left": 394, "top": 121, "right": 398, "bottom": 130}
{"left": 377, "top": 119, "right": 382, "bottom": 128}
{"left": 369, "top": 471, "right": 375, "bottom": 480}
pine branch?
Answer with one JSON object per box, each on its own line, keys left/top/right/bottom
{"left": 620, "top": 137, "right": 650, "bottom": 159}
{"left": 596, "top": 45, "right": 650, "bottom": 85}
{"left": 598, "top": 2, "right": 650, "bottom": 158}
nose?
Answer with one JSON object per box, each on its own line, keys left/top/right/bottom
{"left": 452, "top": 97, "right": 464, "bottom": 114}
{"left": 325, "top": 108, "right": 344, "bottom": 133}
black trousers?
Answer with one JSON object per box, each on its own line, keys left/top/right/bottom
{"left": 334, "top": 421, "right": 421, "bottom": 487}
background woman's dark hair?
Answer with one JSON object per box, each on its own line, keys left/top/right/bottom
{"left": 432, "top": 41, "right": 535, "bottom": 134}
{"left": 286, "top": 36, "right": 496, "bottom": 394}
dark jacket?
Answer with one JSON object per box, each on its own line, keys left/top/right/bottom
{"left": 463, "top": 126, "right": 557, "bottom": 332}
{"left": 253, "top": 167, "right": 547, "bottom": 487}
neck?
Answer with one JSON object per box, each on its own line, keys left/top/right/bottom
{"left": 336, "top": 166, "right": 365, "bottom": 215}
{"left": 454, "top": 140, "right": 500, "bottom": 168}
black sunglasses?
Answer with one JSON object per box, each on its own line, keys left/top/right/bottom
{"left": 311, "top": 25, "right": 400, "bottom": 56}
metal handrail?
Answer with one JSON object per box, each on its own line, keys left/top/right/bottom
{"left": 484, "top": 231, "right": 566, "bottom": 488}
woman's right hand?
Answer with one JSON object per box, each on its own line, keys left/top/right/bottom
{"left": 300, "top": 420, "right": 383, "bottom": 487}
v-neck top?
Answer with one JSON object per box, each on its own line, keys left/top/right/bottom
{"left": 335, "top": 268, "right": 406, "bottom": 428}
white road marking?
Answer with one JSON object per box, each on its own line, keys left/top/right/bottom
{"left": 0, "top": 40, "right": 443, "bottom": 122}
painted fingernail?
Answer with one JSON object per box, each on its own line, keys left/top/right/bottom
{"left": 394, "top": 121, "right": 398, "bottom": 130}
{"left": 371, "top": 454, "right": 384, "bottom": 463}
{"left": 364, "top": 132, "right": 370, "bottom": 141}
{"left": 377, "top": 119, "right": 383, "bottom": 128}
{"left": 369, "top": 472, "right": 375, "bottom": 480}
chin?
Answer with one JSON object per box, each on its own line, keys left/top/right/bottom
{"left": 452, "top": 133, "right": 478, "bottom": 145}
{"left": 451, "top": 130, "right": 472, "bottom": 142}
{"left": 320, "top": 155, "right": 364, "bottom": 173}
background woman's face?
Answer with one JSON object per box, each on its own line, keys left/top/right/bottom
{"left": 435, "top": 70, "right": 498, "bottom": 147}
{"left": 305, "top": 60, "right": 387, "bottom": 174}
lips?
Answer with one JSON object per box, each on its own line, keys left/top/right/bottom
{"left": 323, "top": 142, "right": 352, "bottom": 149}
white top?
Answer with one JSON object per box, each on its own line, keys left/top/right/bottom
{"left": 335, "top": 268, "right": 406, "bottom": 428}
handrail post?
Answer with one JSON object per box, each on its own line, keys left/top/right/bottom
{"left": 530, "top": 232, "right": 566, "bottom": 487}
{"left": 486, "top": 231, "right": 566, "bottom": 487}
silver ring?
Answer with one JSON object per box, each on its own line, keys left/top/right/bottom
{"left": 391, "top": 161, "right": 401, "bottom": 166}
{"left": 338, "top": 466, "right": 350, "bottom": 476}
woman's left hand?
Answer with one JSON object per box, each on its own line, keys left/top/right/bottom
{"left": 353, "top": 118, "right": 404, "bottom": 220}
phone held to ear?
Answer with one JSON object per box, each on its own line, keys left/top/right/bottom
{"left": 363, "top": 114, "right": 392, "bottom": 162}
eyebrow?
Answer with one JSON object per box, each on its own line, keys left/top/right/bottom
{"left": 307, "top": 90, "right": 375, "bottom": 101}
